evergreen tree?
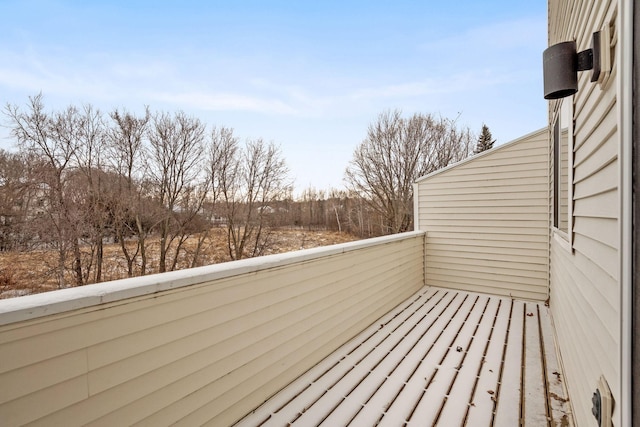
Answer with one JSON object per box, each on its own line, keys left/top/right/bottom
{"left": 474, "top": 124, "right": 496, "bottom": 154}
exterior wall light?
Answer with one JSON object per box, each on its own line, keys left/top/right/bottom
{"left": 543, "top": 31, "right": 602, "bottom": 99}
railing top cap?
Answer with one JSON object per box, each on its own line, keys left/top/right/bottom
{"left": 0, "top": 231, "right": 425, "bottom": 326}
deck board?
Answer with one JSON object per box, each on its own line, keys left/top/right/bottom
{"left": 523, "top": 302, "right": 548, "bottom": 426}
{"left": 235, "top": 287, "right": 573, "bottom": 427}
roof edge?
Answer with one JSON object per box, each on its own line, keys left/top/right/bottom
{"left": 415, "top": 127, "right": 548, "bottom": 183}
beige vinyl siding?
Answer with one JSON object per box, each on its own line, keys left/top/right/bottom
{"left": 415, "top": 129, "right": 549, "bottom": 301}
{"left": 548, "top": 1, "right": 620, "bottom": 426}
{"left": 0, "top": 232, "right": 425, "bottom": 426}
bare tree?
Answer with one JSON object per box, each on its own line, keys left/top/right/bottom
{"left": 4, "top": 95, "right": 91, "bottom": 287}
{"left": 0, "top": 150, "right": 30, "bottom": 251}
{"left": 343, "top": 191, "right": 381, "bottom": 237}
{"left": 298, "top": 187, "right": 326, "bottom": 231}
{"left": 107, "top": 107, "right": 151, "bottom": 276}
{"left": 327, "top": 188, "right": 347, "bottom": 232}
{"left": 345, "top": 109, "right": 472, "bottom": 235}
{"left": 148, "top": 111, "right": 207, "bottom": 272}
{"left": 209, "top": 128, "right": 289, "bottom": 260}
{"left": 70, "top": 104, "right": 110, "bottom": 283}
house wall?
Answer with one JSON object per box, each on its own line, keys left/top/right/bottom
{"left": 548, "top": 1, "right": 621, "bottom": 426}
{"left": 414, "top": 129, "right": 550, "bottom": 301}
{"left": 0, "top": 231, "right": 425, "bottom": 426}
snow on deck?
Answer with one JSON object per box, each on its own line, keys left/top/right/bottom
{"left": 235, "top": 286, "right": 573, "bottom": 427}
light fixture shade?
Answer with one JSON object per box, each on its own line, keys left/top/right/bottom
{"left": 543, "top": 41, "right": 578, "bottom": 100}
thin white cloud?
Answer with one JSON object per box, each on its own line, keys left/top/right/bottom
{"left": 0, "top": 14, "right": 546, "bottom": 125}
{"left": 108, "top": 61, "right": 177, "bottom": 80}
{"left": 150, "top": 91, "right": 300, "bottom": 115}
{"left": 420, "top": 16, "right": 546, "bottom": 53}
{"left": 347, "top": 70, "right": 513, "bottom": 102}
{"left": 0, "top": 48, "right": 145, "bottom": 100}
{"left": 0, "top": 47, "right": 303, "bottom": 116}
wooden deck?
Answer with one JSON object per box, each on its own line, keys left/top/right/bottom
{"left": 235, "top": 287, "right": 573, "bottom": 426}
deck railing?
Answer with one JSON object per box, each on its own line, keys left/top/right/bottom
{"left": 0, "top": 231, "right": 425, "bottom": 426}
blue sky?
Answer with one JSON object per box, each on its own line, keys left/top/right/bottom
{"left": 0, "top": 0, "right": 548, "bottom": 192}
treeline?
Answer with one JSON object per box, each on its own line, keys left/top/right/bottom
{"left": 0, "top": 95, "right": 407, "bottom": 289}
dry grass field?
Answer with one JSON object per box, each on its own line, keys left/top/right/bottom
{"left": 0, "top": 228, "right": 359, "bottom": 299}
